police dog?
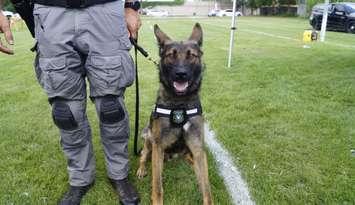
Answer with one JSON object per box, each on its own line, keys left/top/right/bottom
{"left": 136, "top": 23, "right": 213, "bottom": 205}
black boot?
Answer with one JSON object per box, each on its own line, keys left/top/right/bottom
{"left": 58, "top": 183, "right": 93, "bottom": 205}
{"left": 109, "top": 178, "right": 140, "bottom": 205}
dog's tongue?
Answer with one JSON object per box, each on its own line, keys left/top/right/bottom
{"left": 173, "top": 81, "right": 188, "bottom": 92}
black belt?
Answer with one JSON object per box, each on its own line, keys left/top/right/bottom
{"left": 34, "top": 0, "right": 117, "bottom": 8}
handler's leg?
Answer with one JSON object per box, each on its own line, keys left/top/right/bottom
{"left": 84, "top": 1, "right": 138, "bottom": 203}
{"left": 53, "top": 99, "right": 96, "bottom": 186}
{"left": 94, "top": 96, "right": 140, "bottom": 204}
{"left": 33, "top": 5, "right": 96, "bottom": 203}
{"left": 94, "top": 95, "right": 129, "bottom": 180}
{"left": 52, "top": 99, "right": 96, "bottom": 205}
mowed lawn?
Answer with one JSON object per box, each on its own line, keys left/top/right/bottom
{"left": 0, "top": 16, "right": 354, "bottom": 204}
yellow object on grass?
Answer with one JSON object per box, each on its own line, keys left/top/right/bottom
{"left": 303, "top": 30, "right": 318, "bottom": 43}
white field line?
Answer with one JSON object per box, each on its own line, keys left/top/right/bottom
{"left": 243, "top": 28, "right": 300, "bottom": 42}
{"left": 244, "top": 29, "right": 355, "bottom": 49}
{"left": 204, "top": 123, "right": 255, "bottom": 205}
{"left": 203, "top": 22, "right": 355, "bottom": 49}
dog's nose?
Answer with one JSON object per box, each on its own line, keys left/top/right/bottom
{"left": 175, "top": 71, "right": 187, "bottom": 80}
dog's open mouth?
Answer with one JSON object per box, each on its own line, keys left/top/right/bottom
{"left": 173, "top": 81, "right": 189, "bottom": 94}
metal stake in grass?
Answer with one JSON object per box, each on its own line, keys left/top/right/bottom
{"left": 320, "top": 0, "right": 330, "bottom": 42}
{"left": 227, "top": 0, "right": 238, "bottom": 68}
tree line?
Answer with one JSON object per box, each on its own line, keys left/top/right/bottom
{"left": 2, "top": 0, "right": 355, "bottom": 14}
{"left": 241, "top": 0, "right": 355, "bottom": 13}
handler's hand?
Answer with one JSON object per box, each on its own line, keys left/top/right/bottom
{"left": 0, "top": 12, "right": 14, "bottom": 55}
{"left": 125, "top": 8, "right": 141, "bottom": 39}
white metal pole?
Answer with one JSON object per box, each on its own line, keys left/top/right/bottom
{"left": 320, "top": 0, "right": 329, "bottom": 42}
{"left": 227, "top": 0, "right": 237, "bottom": 68}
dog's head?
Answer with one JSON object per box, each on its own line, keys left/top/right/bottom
{"left": 154, "top": 23, "right": 203, "bottom": 96}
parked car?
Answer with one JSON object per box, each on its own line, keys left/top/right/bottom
{"left": 208, "top": 9, "right": 220, "bottom": 17}
{"left": 216, "top": 9, "right": 243, "bottom": 17}
{"left": 1, "top": 10, "right": 14, "bottom": 17}
{"left": 13, "top": 13, "right": 21, "bottom": 19}
{"left": 310, "top": 2, "right": 355, "bottom": 33}
{"left": 146, "top": 9, "right": 169, "bottom": 17}
{"left": 141, "top": 6, "right": 152, "bottom": 15}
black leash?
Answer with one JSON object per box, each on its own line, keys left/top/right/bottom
{"left": 130, "top": 37, "right": 159, "bottom": 66}
{"left": 129, "top": 37, "right": 158, "bottom": 156}
{"left": 132, "top": 37, "right": 140, "bottom": 156}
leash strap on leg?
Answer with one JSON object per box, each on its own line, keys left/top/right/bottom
{"left": 132, "top": 37, "right": 140, "bottom": 156}
{"left": 130, "top": 36, "right": 158, "bottom": 156}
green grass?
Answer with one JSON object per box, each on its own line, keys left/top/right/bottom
{"left": 0, "top": 16, "right": 355, "bottom": 204}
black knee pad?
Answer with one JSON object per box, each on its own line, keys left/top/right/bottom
{"left": 100, "top": 96, "right": 125, "bottom": 124}
{"left": 52, "top": 101, "right": 78, "bottom": 130}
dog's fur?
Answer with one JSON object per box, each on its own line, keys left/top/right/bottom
{"left": 136, "top": 23, "right": 213, "bottom": 205}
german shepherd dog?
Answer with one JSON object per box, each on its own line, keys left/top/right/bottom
{"left": 136, "top": 23, "right": 213, "bottom": 205}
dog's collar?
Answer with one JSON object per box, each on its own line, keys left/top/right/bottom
{"left": 153, "top": 102, "right": 202, "bottom": 126}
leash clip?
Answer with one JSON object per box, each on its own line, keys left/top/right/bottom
{"left": 129, "top": 37, "right": 159, "bottom": 66}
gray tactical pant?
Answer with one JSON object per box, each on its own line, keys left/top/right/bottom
{"left": 33, "top": 0, "right": 134, "bottom": 186}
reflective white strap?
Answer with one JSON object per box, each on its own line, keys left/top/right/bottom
{"left": 186, "top": 108, "right": 198, "bottom": 115}
{"left": 156, "top": 107, "right": 198, "bottom": 115}
{"left": 156, "top": 107, "right": 171, "bottom": 115}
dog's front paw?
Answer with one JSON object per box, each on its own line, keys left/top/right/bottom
{"left": 136, "top": 166, "right": 147, "bottom": 179}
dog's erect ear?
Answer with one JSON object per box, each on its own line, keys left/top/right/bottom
{"left": 189, "top": 23, "right": 203, "bottom": 47}
{"left": 154, "top": 24, "right": 171, "bottom": 46}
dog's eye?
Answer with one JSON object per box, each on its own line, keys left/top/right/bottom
{"left": 165, "top": 52, "right": 174, "bottom": 58}
{"left": 173, "top": 49, "right": 178, "bottom": 57}
{"left": 187, "top": 50, "right": 198, "bottom": 59}
{"left": 187, "top": 50, "right": 191, "bottom": 56}
{"left": 165, "top": 49, "right": 178, "bottom": 58}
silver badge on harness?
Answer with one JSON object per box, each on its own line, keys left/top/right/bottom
{"left": 171, "top": 110, "right": 186, "bottom": 125}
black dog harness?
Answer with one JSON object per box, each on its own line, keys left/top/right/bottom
{"left": 153, "top": 102, "right": 202, "bottom": 127}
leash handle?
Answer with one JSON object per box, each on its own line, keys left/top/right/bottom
{"left": 130, "top": 37, "right": 149, "bottom": 57}
{"left": 129, "top": 37, "right": 159, "bottom": 66}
